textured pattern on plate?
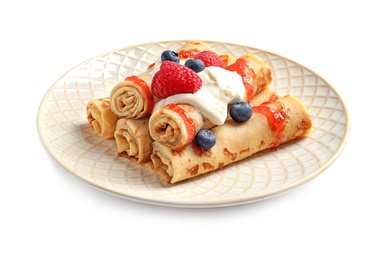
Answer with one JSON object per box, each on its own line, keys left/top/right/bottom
{"left": 37, "top": 40, "right": 350, "bottom": 207}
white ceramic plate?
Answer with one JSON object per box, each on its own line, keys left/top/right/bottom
{"left": 37, "top": 40, "right": 350, "bottom": 208}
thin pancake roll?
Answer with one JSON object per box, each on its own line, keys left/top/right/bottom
{"left": 114, "top": 118, "right": 153, "bottom": 163}
{"left": 109, "top": 74, "right": 154, "bottom": 119}
{"left": 226, "top": 53, "right": 272, "bottom": 102}
{"left": 148, "top": 103, "right": 203, "bottom": 150}
{"left": 150, "top": 95, "right": 312, "bottom": 184}
{"left": 86, "top": 98, "right": 118, "bottom": 139}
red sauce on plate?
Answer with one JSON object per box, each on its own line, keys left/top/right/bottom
{"left": 147, "top": 63, "right": 155, "bottom": 70}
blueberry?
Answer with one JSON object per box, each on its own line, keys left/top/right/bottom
{"left": 185, "top": 59, "right": 205, "bottom": 73}
{"left": 195, "top": 129, "right": 216, "bottom": 149}
{"left": 161, "top": 50, "right": 180, "bottom": 63}
{"left": 230, "top": 101, "right": 253, "bottom": 122}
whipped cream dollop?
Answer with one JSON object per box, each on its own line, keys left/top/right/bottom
{"left": 152, "top": 66, "right": 245, "bottom": 125}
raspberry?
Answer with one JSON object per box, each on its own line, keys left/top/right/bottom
{"left": 152, "top": 61, "right": 202, "bottom": 99}
{"left": 194, "top": 51, "right": 224, "bottom": 68}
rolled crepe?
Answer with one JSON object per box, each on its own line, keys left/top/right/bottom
{"left": 109, "top": 74, "right": 154, "bottom": 119}
{"left": 149, "top": 85, "right": 278, "bottom": 150}
{"left": 86, "top": 98, "right": 118, "bottom": 139}
{"left": 227, "top": 53, "right": 272, "bottom": 102}
{"left": 150, "top": 95, "right": 312, "bottom": 184}
{"left": 114, "top": 118, "right": 153, "bottom": 163}
{"left": 176, "top": 40, "right": 212, "bottom": 59}
{"left": 249, "top": 85, "right": 279, "bottom": 107}
{"left": 149, "top": 103, "right": 204, "bottom": 150}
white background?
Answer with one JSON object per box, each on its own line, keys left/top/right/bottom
{"left": 1, "top": 0, "right": 384, "bottom": 259}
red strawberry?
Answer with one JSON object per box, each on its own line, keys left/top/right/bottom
{"left": 152, "top": 61, "right": 202, "bottom": 99}
{"left": 194, "top": 51, "right": 224, "bottom": 68}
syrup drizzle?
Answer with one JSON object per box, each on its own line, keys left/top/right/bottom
{"left": 253, "top": 101, "right": 287, "bottom": 148}
{"left": 226, "top": 58, "right": 256, "bottom": 102}
{"left": 164, "top": 103, "right": 197, "bottom": 147}
{"left": 178, "top": 49, "right": 201, "bottom": 59}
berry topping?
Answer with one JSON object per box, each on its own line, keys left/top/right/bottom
{"left": 230, "top": 101, "right": 253, "bottom": 122}
{"left": 185, "top": 59, "right": 205, "bottom": 73}
{"left": 195, "top": 129, "right": 216, "bottom": 149}
{"left": 151, "top": 61, "right": 202, "bottom": 99}
{"left": 194, "top": 51, "right": 224, "bottom": 68}
{"left": 161, "top": 50, "right": 180, "bottom": 63}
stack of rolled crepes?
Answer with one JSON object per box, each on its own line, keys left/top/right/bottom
{"left": 86, "top": 41, "right": 214, "bottom": 163}
{"left": 85, "top": 40, "right": 312, "bottom": 183}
